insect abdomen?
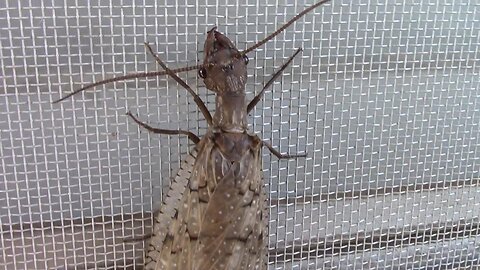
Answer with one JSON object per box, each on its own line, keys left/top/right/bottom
{"left": 148, "top": 132, "right": 267, "bottom": 270}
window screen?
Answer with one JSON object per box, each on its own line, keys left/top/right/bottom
{"left": 1, "top": 0, "right": 479, "bottom": 269}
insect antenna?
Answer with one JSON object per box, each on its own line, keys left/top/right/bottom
{"left": 52, "top": 64, "right": 202, "bottom": 103}
{"left": 54, "top": 0, "right": 331, "bottom": 104}
{"left": 242, "top": 0, "right": 331, "bottom": 55}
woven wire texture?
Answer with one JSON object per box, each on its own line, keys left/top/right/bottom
{"left": 1, "top": 0, "right": 480, "bottom": 269}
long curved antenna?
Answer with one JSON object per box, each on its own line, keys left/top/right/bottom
{"left": 54, "top": 0, "right": 330, "bottom": 104}
{"left": 52, "top": 64, "right": 202, "bottom": 104}
{"left": 242, "top": 0, "right": 331, "bottom": 55}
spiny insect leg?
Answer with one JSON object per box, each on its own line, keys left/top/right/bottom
{"left": 144, "top": 42, "right": 213, "bottom": 126}
{"left": 262, "top": 140, "right": 307, "bottom": 159}
{"left": 126, "top": 111, "right": 200, "bottom": 144}
{"left": 122, "top": 233, "right": 153, "bottom": 243}
{"left": 247, "top": 48, "right": 303, "bottom": 113}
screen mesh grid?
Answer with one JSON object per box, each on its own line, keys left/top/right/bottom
{"left": 1, "top": 0, "right": 479, "bottom": 269}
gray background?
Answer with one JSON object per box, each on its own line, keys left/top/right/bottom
{"left": 1, "top": 0, "right": 480, "bottom": 269}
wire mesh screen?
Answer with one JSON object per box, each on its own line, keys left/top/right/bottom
{"left": 1, "top": 0, "right": 479, "bottom": 269}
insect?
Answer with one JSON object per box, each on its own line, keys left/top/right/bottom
{"left": 53, "top": 1, "right": 330, "bottom": 269}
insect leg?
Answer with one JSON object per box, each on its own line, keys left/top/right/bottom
{"left": 122, "top": 233, "right": 153, "bottom": 243}
{"left": 262, "top": 140, "right": 307, "bottom": 159}
{"left": 247, "top": 48, "right": 303, "bottom": 113}
{"left": 144, "top": 42, "right": 213, "bottom": 126}
{"left": 126, "top": 111, "right": 200, "bottom": 144}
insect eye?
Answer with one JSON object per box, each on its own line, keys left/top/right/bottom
{"left": 243, "top": 55, "right": 249, "bottom": 65}
{"left": 222, "top": 64, "right": 234, "bottom": 72}
{"left": 198, "top": 68, "right": 207, "bottom": 78}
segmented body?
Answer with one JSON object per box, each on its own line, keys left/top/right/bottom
{"left": 145, "top": 131, "right": 268, "bottom": 269}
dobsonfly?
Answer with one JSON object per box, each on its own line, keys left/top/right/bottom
{"left": 53, "top": 1, "right": 331, "bottom": 269}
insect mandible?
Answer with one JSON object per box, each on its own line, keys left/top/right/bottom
{"left": 53, "top": 1, "right": 331, "bottom": 269}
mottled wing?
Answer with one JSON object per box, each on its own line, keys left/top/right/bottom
{"left": 144, "top": 149, "right": 198, "bottom": 268}
{"left": 145, "top": 133, "right": 268, "bottom": 270}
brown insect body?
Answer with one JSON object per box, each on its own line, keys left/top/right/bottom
{"left": 145, "top": 28, "right": 268, "bottom": 270}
